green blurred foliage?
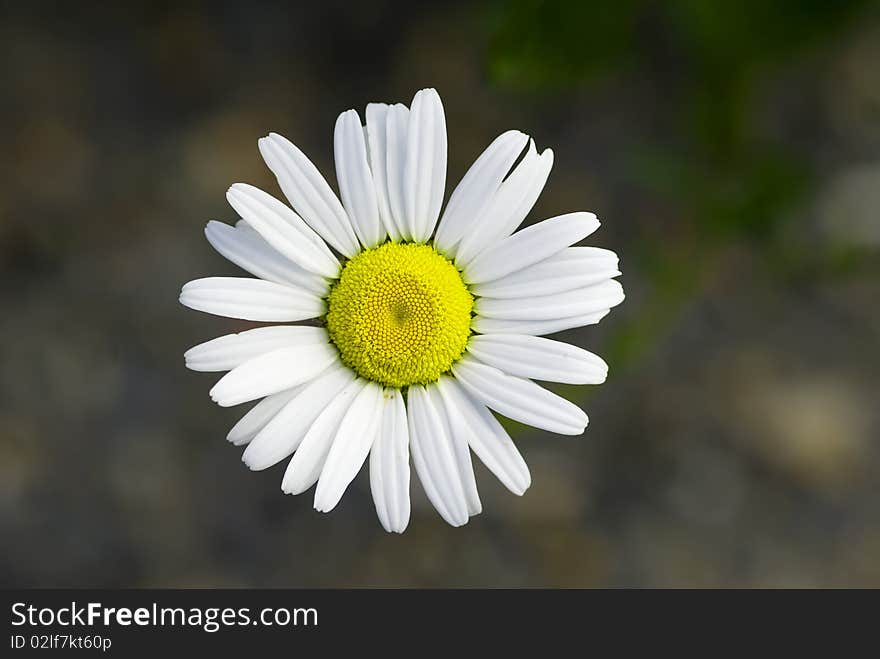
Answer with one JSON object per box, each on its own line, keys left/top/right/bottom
{"left": 486, "top": 0, "right": 867, "bottom": 234}
{"left": 487, "top": 0, "right": 641, "bottom": 86}
{"left": 488, "top": 0, "right": 867, "bottom": 91}
{"left": 488, "top": 0, "right": 874, "bottom": 366}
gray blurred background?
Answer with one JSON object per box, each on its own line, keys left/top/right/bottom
{"left": 1, "top": 0, "right": 879, "bottom": 587}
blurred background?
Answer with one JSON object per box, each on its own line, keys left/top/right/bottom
{"left": 2, "top": 0, "right": 879, "bottom": 587}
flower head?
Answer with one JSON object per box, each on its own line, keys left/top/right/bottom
{"left": 181, "top": 88, "right": 624, "bottom": 531}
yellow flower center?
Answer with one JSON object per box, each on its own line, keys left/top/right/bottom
{"left": 326, "top": 242, "right": 473, "bottom": 388}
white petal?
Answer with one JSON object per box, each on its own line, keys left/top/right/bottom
{"left": 282, "top": 379, "right": 366, "bottom": 495}
{"left": 407, "top": 385, "right": 470, "bottom": 527}
{"left": 209, "top": 343, "right": 338, "bottom": 407}
{"left": 369, "top": 388, "right": 411, "bottom": 533}
{"left": 365, "top": 103, "right": 401, "bottom": 242}
{"left": 185, "top": 326, "right": 328, "bottom": 372}
{"left": 258, "top": 133, "right": 360, "bottom": 257}
{"left": 233, "top": 222, "right": 330, "bottom": 295}
{"left": 404, "top": 88, "right": 447, "bottom": 242}
{"left": 179, "top": 277, "right": 325, "bottom": 322}
{"left": 455, "top": 140, "right": 554, "bottom": 267}
{"left": 334, "top": 109, "right": 384, "bottom": 248}
{"left": 314, "top": 382, "right": 385, "bottom": 513}
{"left": 385, "top": 103, "right": 411, "bottom": 241}
{"left": 434, "top": 130, "right": 529, "bottom": 256}
{"left": 436, "top": 376, "right": 530, "bottom": 495}
{"left": 463, "top": 212, "right": 599, "bottom": 284}
{"left": 472, "top": 310, "right": 611, "bottom": 336}
{"left": 426, "top": 384, "right": 481, "bottom": 516}
{"left": 451, "top": 356, "right": 587, "bottom": 435}
{"left": 204, "top": 221, "right": 329, "bottom": 295}
{"left": 241, "top": 363, "right": 355, "bottom": 470}
{"left": 474, "top": 279, "right": 625, "bottom": 321}
{"left": 470, "top": 246, "right": 620, "bottom": 299}
{"left": 226, "top": 183, "right": 340, "bottom": 278}
{"left": 467, "top": 334, "right": 608, "bottom": 384}
{"left": 226, "top": 387, "right": 303, "bottom": 446}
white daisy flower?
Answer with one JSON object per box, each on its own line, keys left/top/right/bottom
{"left": 181, "top": 88, "right": 624, "bottom": 532}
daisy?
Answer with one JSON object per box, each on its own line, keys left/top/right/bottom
{"left": 181, "top": 88, "right": 623, "bottom": 532}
